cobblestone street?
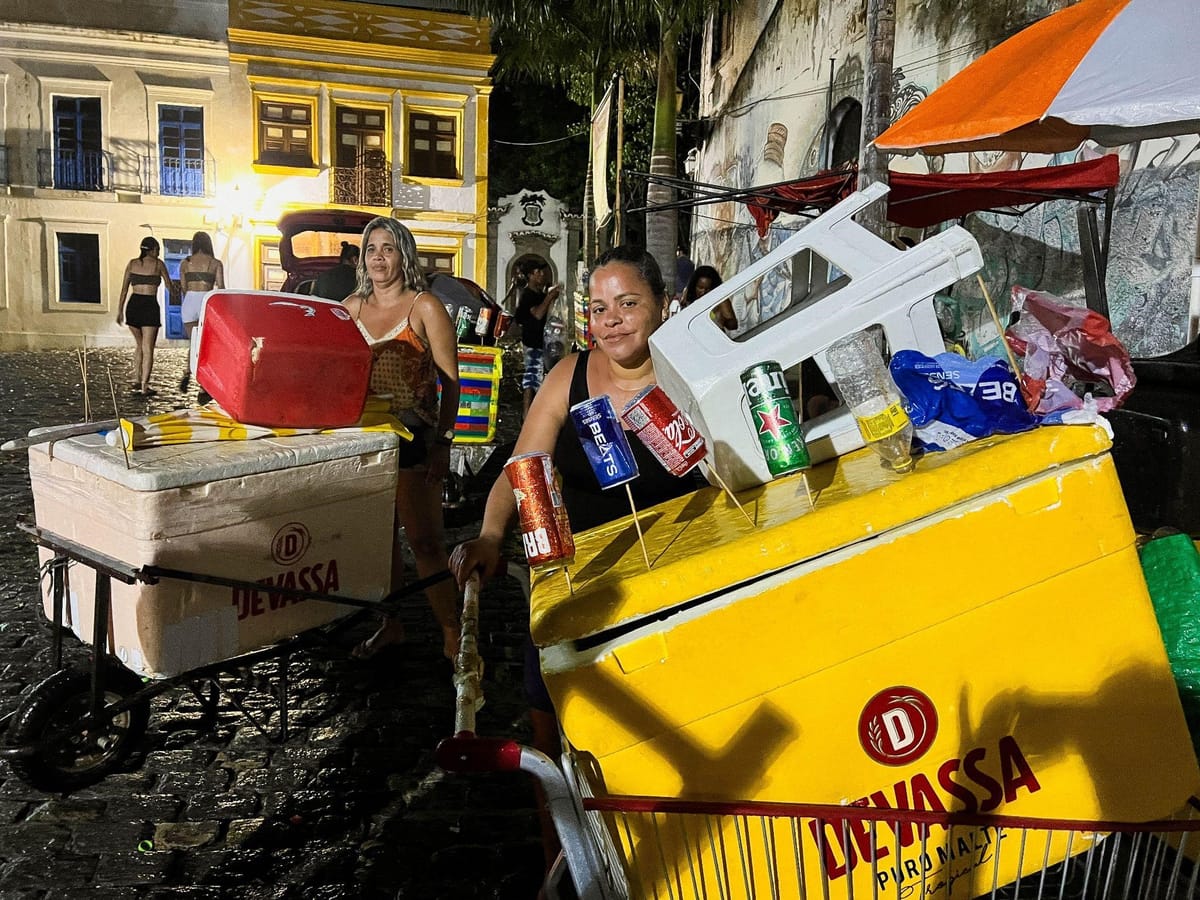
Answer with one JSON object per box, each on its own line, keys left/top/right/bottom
{"left": 0, "top": 348, "right": 546, "bottom": 899}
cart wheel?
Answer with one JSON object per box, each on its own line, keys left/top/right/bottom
{"left": 6, "top": 661, "right": 150, "bottom": 791}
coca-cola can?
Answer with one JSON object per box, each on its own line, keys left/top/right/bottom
{"left": 474, "top": 306, "right": 492, "bottom": 338}
{"left": 620, "top": 384, "right": 707, "bottom": 476}
{"left": 504, "top": 451, "right": 575, "bottom": 572}
{"left": 493, "top": 311, "right": 513, "bottom": 338}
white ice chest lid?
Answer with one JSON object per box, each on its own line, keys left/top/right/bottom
{"left": 28, "top": 430, "right": 400, "bottom": 492}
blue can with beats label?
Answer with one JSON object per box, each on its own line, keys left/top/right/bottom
{"left": 569, "top": 395, "right": 640, "bottom": 490}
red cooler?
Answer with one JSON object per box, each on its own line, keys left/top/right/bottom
{"left": 196, "top": 290, "right": 372, "bottom": 428}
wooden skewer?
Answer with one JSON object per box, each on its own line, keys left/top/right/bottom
{"left": 77, "top": 347, "right": 91, "bottom": 422}
{"left": 702, "top": 462, "right": 755, "bottom": 526}
{"left": 563, "top": 566, "right": 574, "bottom": 595}
{"left": 976, "top": 274, "right": 1023, "bottom": 380}
{"left": 107, "top": 368, "right": 131, "bottom": 470}
{"left": 801, "top": 472, "right": 815, "bottom": 511}
{"left": 624, "top": 482, "right": 651, "bottom": 570}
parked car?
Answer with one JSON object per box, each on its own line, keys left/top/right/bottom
{"left": 277, "top": 208, "right": 505, "bottom": 344}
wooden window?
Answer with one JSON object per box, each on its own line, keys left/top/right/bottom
{"left": 57, "top": 233, "right": 102, "bottom": 303}
{"left": 418, "top": 249, "right": 456, "bottom": 277}
{"left": 258, "top": 98, "right": 314, "bottom": 168}
{"left": 407, "top": 111, "right": 458, "bottom": 179}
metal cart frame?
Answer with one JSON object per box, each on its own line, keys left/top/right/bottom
{"left": 0, "top": 520, "right": 449, "bottom": 791}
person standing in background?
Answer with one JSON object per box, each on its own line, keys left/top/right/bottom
{"left": 513, "top": 256, "right": 560, "bottom": 419}
{"left": 674, "top": 246, "right": 695, "bottom": 308}
{"left": 680, "top": 264, "right": 738, "bottom": 332}
{"left": 344, "top": 216, "right": 461, "bottom": 662}
{"left": 314, "top": 242, "right": 359, "bottom": 302}
{"left": 178, "top": 232, "right": 225, "bottom": 393}
{"left": 117, "top": 236, "right": 175, "bottom": 395}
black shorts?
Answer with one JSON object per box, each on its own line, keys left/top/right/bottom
{"left": 396, "top": 415, "right": 434, "bottom": 470}
{"left": 126, "top": 294, "right": 161, "bottom": 328}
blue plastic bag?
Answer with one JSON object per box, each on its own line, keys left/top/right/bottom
{"left": 890, "top": 350, "right": 1038, "bottom": 453}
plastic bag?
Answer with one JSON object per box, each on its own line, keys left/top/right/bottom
{"left": 1005, "top": 286, "right": 1136, "bottom": 421}
{"left": 890, "top": 350, "right": 1037, "bottom": 453}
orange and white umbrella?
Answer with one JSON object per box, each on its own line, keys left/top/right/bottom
{"left": 876, "top": 0, "right": 1200, "bottom": 155}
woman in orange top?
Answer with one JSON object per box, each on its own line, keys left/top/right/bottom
{"left": 343, "top": 217, "right": 461, "bottom": 660}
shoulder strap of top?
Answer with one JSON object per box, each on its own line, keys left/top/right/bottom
{"left": 568, "top": 350, "right": 591, "bottom": 406}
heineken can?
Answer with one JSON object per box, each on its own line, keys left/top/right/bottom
{"left": 740, "top": 361, "right": 811, "bottom": 477}
{"left": 454, "top": 305, "right": 473, "bottom": 340}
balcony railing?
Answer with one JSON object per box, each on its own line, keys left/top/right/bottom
{"left": 331, "top": 151, "right": 391, "bottom": 208}
{"left": 147, "top": 152, "right": 216, "bottom": 198}
{"left": 0, "top": 146, "right": 8, "bottom": 185}
{"left": 37, "top": 148, "right": 111, "bottom": 191}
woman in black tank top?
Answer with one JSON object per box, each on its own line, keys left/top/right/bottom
{"left": 448, "top": 248, "right": 702, "bottom": 876}
{"left": 452, "top": 245, "right": 699, "bottom": 582}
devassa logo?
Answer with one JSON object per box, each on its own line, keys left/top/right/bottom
{"left": 271, "top": 522, "right": 311, "bottom": 566}
{"left": 858, "top": 686, "right": 938, "bottom": 766}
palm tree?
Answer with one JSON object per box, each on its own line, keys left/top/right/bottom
{"left": 474, "top": 0, "right": 728, "bottom": 289}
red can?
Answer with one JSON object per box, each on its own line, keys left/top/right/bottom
{"left": 493, "top": 310, "right": 513, "bottom": 339}
{"left": 620, "top": 384, "right": 708, "bottom": 476}
{"left": 504, "top": 451, "right": 575, "bottom": 572}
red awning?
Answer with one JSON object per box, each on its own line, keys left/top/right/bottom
{"left": 745, "top": 167, "right": 858, "bottom": 237}
{"left": 885, "top": 155, "right": 1120, "bottom": 227}
{"left": 742, "top": 156, "right": 1119, "bottom": 235}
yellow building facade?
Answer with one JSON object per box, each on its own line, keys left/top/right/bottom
{"left": 0, "top": 0, "right": 493, "bottom": 349}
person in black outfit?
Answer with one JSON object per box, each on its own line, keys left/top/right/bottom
{"left": 313, "top": 241, "right": 359, "bottom": 302}
{"left": 449, "top": 246, "right": 701, "bottom": 884}
{"left": 511, "top": 255, "right": 560, "bottom": 418}
{"left": 117, "top": 236, "right": 174, "bottom": 395}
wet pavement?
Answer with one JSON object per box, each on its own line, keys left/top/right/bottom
{"left": 0, "top": 348, "right": 546, "bottom": 898}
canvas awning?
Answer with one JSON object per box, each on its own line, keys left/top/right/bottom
{"left": 715, "top": 157, "right": 1119, "bottom": 236}
{"left": 885, "top": 155, "right": 1119, "bottom": 228}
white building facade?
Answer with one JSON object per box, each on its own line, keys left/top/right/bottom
{"left": 0, "top": 0, "right": 493, "bottom": 350}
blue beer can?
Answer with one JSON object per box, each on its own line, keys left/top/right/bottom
{"left": 569, "top": 395, "right": 640, "bottom": 490}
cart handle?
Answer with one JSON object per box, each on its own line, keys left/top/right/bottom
{"left": 435, "top": 733, "right": 523, "bottom": 773}
{"left": 451, "top": 573, "right": 483, "bottom": 735}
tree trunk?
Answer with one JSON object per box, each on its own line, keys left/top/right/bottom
{"left": 644, "top": 13, "right": 682, "bottom": 296}
{"left": 858, "top": 0, "right": 896, "bottom": 237}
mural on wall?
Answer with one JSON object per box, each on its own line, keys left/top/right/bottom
{"left": 950, "top": 136, "right": 1200, "bottom": 358}
{"left": 1104, "top": 139, "right": 1200, "bottom": 356}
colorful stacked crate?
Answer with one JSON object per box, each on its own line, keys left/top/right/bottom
{"left": 454, "top": 346, "right": 503, "bottom": 443}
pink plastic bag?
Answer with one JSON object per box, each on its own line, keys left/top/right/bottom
{"left": 1004, "top": 286, "right": 1136, "bottom": 417}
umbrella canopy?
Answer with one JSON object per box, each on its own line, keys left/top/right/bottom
{"left": 876, "top": 0, "right": 1200, "bottom": 154}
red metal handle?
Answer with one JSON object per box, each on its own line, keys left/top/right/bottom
{"left": 435, "top": 733, "right": 523, "bottom": 773}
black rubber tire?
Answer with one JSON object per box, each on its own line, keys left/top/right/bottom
{"left": 6, "top": 661, "right": 151, "bottom": 791}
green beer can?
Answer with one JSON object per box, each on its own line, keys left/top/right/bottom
{"left": 741, "top": 361, "right": 811, "bottom": 477}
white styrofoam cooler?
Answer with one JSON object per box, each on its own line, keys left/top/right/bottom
{"left": 28, "top": 431, "right": 399, "bottom": 678}
{"left": 650, "top": 183, "right": 983, "bottom": 492}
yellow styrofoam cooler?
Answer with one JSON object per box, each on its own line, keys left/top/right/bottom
{"left": 29, "top": 431, "right": 398, "bottom": 678}
{"left": 531, "top": 424, "right": 1200, "bottom": 899}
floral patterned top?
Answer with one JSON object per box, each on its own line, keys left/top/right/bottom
{"left": 355, "top": 297, "right": 440, "bottom": 427}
